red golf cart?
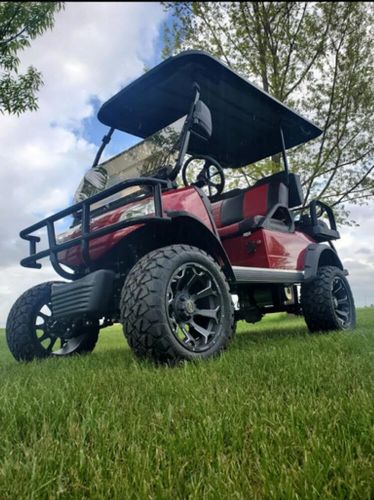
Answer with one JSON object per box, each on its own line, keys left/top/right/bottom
{"left": 6, "top": 51, "right": 355, "bottom": 363}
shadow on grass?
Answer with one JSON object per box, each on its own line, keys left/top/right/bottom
{"left": 233, "top": 322, "right": 310, "bottom": 349}
{"left": 90, "top": 322, "right": 312, "bottom": 370}
{"left": 0, "top": 315, "right": 312, "bottom": 370}
{"left": 0, "top": 320, "right": 349, "bottom": 373}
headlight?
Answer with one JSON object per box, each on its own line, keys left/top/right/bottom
{"left": 56, "top": 224, "right": 81, "bottom": 244}
{"left": 56, "top": 197, "right": 155, "bottom": 244}
{"left": 119, "top": 198, "right": 155, "bottom": 221}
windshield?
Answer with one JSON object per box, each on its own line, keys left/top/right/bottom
{"left": 73, "top": 115, "right": 186, "bottom": 206}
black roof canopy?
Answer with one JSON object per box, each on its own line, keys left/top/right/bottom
{"left": 98, "top": 51, "right": 322, "bottom": 168}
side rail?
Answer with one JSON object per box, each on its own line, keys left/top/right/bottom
{"left": 294, "top": 200, "right": 340, "bottom": 242}
{"left": 20, "top": 177, "right": 170, "bottom": 280}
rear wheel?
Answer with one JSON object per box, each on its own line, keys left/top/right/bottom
{"left": 301, "top": 265, "right": 356, "bottom": 333}
{"left": 6, "top": 282, "right": 99, "bottom": 362}
{"left": 120, "top": 244, "right": 235, "bottom": 363}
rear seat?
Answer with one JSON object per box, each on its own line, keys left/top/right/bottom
{"left": 211, "top": 172, "right": 303, "bottom": 239}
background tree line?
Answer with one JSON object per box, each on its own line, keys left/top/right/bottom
{"left": 163, "top": 2, "right": 374, "bottom": 222}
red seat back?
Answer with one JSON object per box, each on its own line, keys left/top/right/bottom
{"left": 212, "top": 183, "right": 287, "bottom": 226}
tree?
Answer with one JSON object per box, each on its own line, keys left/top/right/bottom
{"left": 162, "top": 2, "right": 374, "bottom": 220}
{"left": 0, "top": 2, "right": 64, "bottom": 115}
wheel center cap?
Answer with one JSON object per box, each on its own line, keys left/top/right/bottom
{"left": 175, "top": 296, "right": 196, "bottom": 319}
{"left": 185, "top": 299, "right": 195, "bottom": 314}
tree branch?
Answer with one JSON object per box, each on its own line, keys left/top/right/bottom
{"left": 280, "top": 2, "right": 308, "bottom": 98}
{"left": 186, "top": 3, "right": 233, "bottom": 67}
{"left": 303, "top": 23, "right": 345, "bottom": 205}
{"left": 330, "top": 165, "right": 374, "bottom": 206}
{"left": 0, "top": 3, "right": 22, "bottom": 41}
{"left": 0, "top": 25, "right": 28, "bottom": 45}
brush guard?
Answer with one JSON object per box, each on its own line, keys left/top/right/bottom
{"left": 20, "top": 177, "right": 170, "bottom": 280}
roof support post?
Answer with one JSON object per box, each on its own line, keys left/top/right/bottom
{"left": 171, "top": 82, "right": 201, "bottom": 180}
{"left": 279, "top": 126, "right": 290, "bottom": 184}
{"left": 92, "top": 127, "right": 115, "bottom": 168}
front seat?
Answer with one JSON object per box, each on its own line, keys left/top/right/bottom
{"left": 211, "top": 172, "right": 303, "bottom": 239}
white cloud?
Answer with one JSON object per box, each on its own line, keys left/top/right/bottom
{"left": 334, "top": 204, "right": 374, "bottom": 307}
{"left": 0, "top": 2, "right": 166, "bottom": 326}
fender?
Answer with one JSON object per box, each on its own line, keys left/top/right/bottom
{"left": 303, "top": 243, "right": 344, "bottom": 282}
{"left": 159, "top": 212, "right": 235, "bottom": 282}
{"left": 98, "top": 211, "right": 235, "bottom": 282}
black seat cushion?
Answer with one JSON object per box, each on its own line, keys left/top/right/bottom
{"left": 220, "top": 192, "right": 244, "bottom": 226}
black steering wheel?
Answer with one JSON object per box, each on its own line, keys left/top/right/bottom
{"left": 181, "top": 155, "right": 225, "bottom": 198}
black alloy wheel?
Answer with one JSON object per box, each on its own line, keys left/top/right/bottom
{"left": 301, "top": 265, "right": 356, "bottom": 333}
{"left": 6, "top": 282, "right": 99, "bottom": 361}
{"left": 331, "top": 275, "right": 354, "bottom": 328}
{"left": 121, "top": 244, "right": 235, "bottom": 363}
{"left": 166, "top": 262, "right": 223, "bottom": 353}
{"left": 35, "top": 302, "right": 97, "bottom": 356}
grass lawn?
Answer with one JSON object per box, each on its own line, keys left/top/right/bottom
{"left": 0, "top": 310, "right": 373, "bottom": 499}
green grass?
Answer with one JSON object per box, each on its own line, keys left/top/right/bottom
{"left": 0, "top": 311, "right": 373, "bottom": 499}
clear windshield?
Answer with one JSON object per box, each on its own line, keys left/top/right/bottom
{"left": 73, "top": 116, "right": 186, "bottom": 206}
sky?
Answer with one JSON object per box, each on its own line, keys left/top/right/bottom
{"left": 0, "top": 2, "right": 373, "bottom": 326}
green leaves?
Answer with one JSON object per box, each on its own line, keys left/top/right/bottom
{"left": 0, "top": 66, "right": 43, "bottom": 114}
{"left": 0, "top": 2, "right": 64, "bottom": 115}
{"left": 162, "top": 2, "right": 374, "bottom": 221}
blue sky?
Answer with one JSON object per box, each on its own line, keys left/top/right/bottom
{"left": 80, "top": 94, "right": 138, "bottom": 160}
{"left": 79, "top": 20, "right": 169, "bottom": 162}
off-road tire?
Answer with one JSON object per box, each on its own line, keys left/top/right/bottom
{"left": 301, "top": 265, "right": 356, "bottom": 333}
{"left": 120, "top": 245, "right": 235, "bottom": 364}
{"left": 6, "top": 282, "right": 99, "bottom": 361}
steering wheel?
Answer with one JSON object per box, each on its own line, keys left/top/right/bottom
{"left": 181, "top": 155, "right": 225, "bottom": 198}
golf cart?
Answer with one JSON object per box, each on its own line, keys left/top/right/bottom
{"left": 6, "top": 51, "right": 355, "bottom": 363}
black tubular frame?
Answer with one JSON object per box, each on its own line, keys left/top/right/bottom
{"left": 20, "top": 177, "right": 170, "bottom": 280}
{"left": 279, "top": 126, "right": 290, "bottom": 185}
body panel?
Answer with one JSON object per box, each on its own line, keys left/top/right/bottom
{"left": 59, "top": 186, "right": 213, "bottom": 266}
{"left": 222, "top": 229, "right": 315, "bottom": 269}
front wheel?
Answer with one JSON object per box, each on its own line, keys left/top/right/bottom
{"left": 6, "top": 282, "right": 99, "bottom": 362}
{"left": 120, "top": 245, "right": 235, "bottom": 364}
{"left": 301, "top": 265, "right": 356, "bottom": 333}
